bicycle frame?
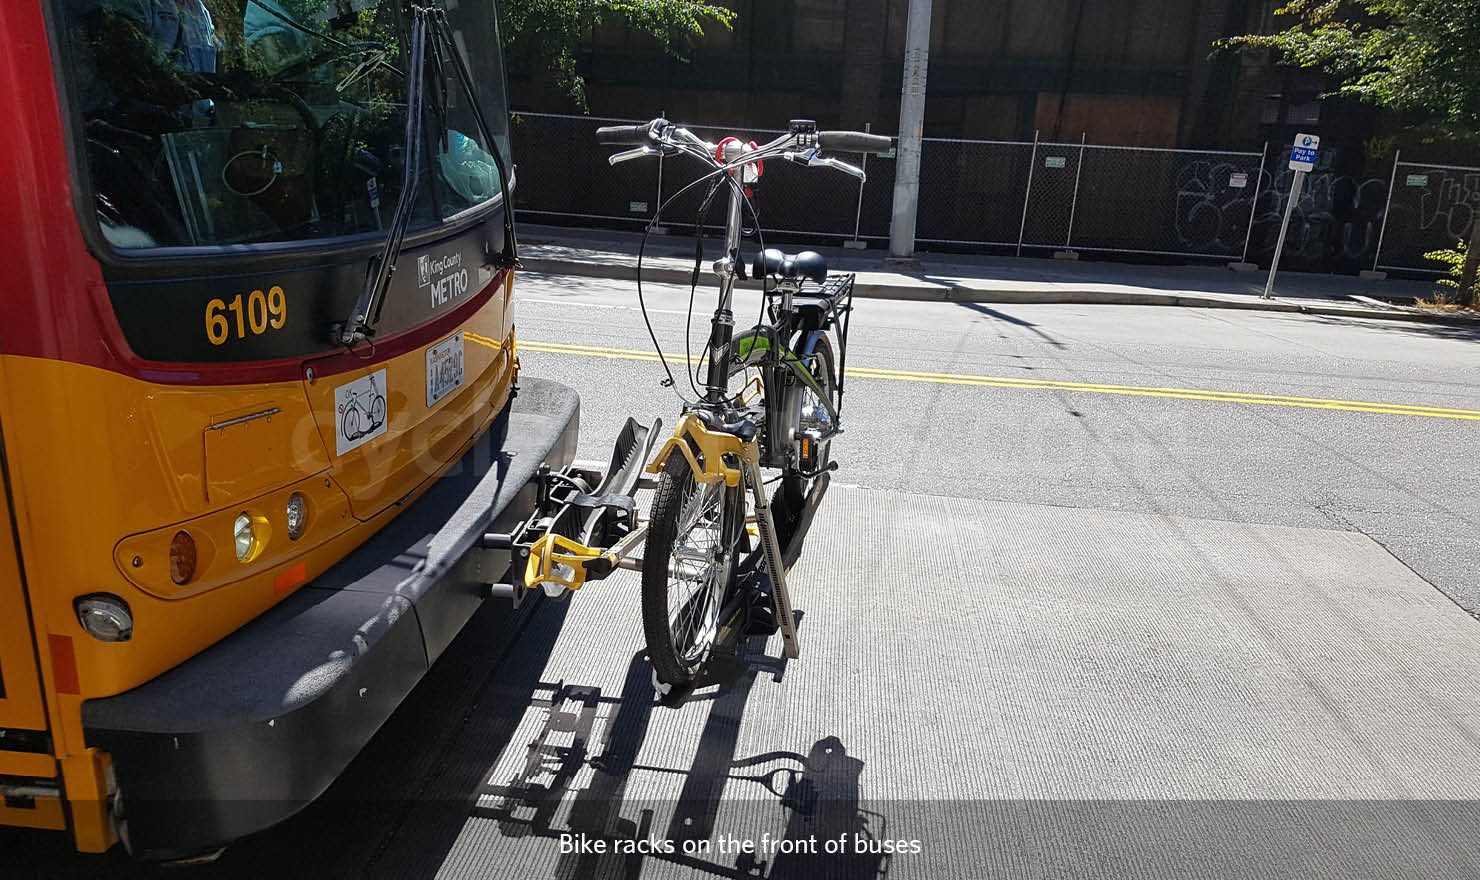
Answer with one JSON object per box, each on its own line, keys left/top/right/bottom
{"left": 702, "top": 144, "right": 749, "bottom": 403}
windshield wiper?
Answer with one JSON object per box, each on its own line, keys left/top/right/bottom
{"left": 335, "top": 3, "right": 518, "bottom": 347}
{"left": 423, "top": 5, "right": 518, "bottom": 268}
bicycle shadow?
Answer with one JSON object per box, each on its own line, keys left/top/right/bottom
{"left": 467, "top": 642, "right": 890, "bottom": 880}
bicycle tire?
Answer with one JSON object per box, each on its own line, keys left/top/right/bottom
{"left": 783, "top": 332, "right": 838, "bottom": 506}
{"left": 731, "top": 332, "right": 839, "bottom": 506}
{"left": 641, "top": 447, "right": 743, "bottom": 686}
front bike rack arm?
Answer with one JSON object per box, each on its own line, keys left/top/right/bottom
{"left": 482, "top": 416, "right": 662, "bottom": 599}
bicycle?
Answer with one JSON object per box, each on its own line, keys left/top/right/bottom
{"left": 593, "top": 117, "right": 892, "bottom": 689}
{"left": 340, "top": 375, "right": 387, "bottom": 442}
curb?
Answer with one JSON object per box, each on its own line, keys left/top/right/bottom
{"left": 518, "top": 255, "right": 1480, "bottom": 329}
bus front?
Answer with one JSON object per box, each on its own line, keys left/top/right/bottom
{"left": 0, "top": 0, "right": 573, "bottom": 859}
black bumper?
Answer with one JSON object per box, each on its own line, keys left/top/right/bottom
{"left": 81, "top": 378, "right": 580, "bottom": 860}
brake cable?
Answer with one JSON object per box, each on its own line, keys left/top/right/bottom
{"left": 634, "top": 141, "right": 772, "bottom": 404}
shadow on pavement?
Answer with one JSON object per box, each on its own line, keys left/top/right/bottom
{"left": 438, "top": 642, "right": 888, "bottom": 880}
{"left": 952, "top": 301, "right": 1067, "bottom": 349}
{"left": 1306, "top": 313, "right": 1480, "bottom": 342}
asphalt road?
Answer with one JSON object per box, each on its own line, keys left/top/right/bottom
{"left": 10, "top": 273, "right": 1480, "bottom": 878}
{"left": 513, "top": 272, "right": 1480, "bottom": 613}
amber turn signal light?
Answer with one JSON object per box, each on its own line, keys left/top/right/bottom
{"left": 170, "top": 530, "right": 197, "bottom": 585}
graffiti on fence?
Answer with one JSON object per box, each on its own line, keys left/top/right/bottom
{"left": 1172, "top": 148, "right": 1393, "bottom": 266}
{"left": 1256, "top": 164, "right": 1389, "bottom": 265}
{"left": 1173, "top": 159, "right": 1261, "bottom": 254}
{"left": 1412, "top": 169, "right": 1480, "bottom": 241}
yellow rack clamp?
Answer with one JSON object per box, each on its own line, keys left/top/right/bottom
{"left": 645, "top": 413, "right": 751, "bottom": 486}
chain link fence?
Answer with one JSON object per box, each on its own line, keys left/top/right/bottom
{"left": 512, "top": 112, "right": 1474, "bottom": 274}
{"left": 1374, "top": 158, "right": 1480, "bottom": 274}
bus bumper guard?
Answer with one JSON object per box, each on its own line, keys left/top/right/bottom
{"left": 79, "top": 377, "right": 582, "bottom": 861}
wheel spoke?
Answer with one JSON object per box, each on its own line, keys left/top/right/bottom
{"left": 660, "top": 472, "right": 733, "bottom": 665}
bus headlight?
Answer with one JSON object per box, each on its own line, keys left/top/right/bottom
{"left": 76, "top": 594, "right": 133, "bottom": 642}
{"left": 233, "top": 513, "right": 256, "bottom": 562}
{"left": 286, "top": 493, "right": 307, "bottom": 541}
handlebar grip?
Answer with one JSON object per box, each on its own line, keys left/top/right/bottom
{"left": 595, "top": 124, "right": 652, "bottom": 146}
{"left": 818, "top": 131, "right": 893, "bottom": 154}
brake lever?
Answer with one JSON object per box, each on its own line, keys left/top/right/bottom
{"left": 782, "top": 149, "right": 867, "bottom": 181}
{"left": 607, "top": 146, "right": 660, "bottom": 166}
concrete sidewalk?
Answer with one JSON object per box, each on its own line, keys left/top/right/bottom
{"left": 517, "top": 222, "right": 1480, "bottom": 327}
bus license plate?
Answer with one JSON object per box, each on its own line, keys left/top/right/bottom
{"left": 426, "top": 332, "right": 465, "bottom": 407}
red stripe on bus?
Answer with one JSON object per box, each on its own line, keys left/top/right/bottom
{"left": 48, "top": 635, "right": 79, "bottom": 695}
{"left": 273, "top": 561, "right": 308, "bottom": 595}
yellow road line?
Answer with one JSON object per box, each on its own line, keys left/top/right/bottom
{"left": 516, "top": 341, "right": 1480, "bottom": 422}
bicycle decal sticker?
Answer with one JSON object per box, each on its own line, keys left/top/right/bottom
{"left": 334, "top": 369, "right": 389, "bottom": 455}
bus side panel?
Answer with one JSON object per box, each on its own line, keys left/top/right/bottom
{"left": 0, "top": 423, "right": 48, "bottom": 735}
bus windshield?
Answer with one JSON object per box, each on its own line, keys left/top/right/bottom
{"left": 58, "top": 0, "right": 510, "bottom": 251}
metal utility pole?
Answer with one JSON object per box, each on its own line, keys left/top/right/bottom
{"left": 888, "top": 0, "right": 933, "bottom": 261}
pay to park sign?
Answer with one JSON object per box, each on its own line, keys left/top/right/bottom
{"left": 1289, "top": 133, "right": 1320, "bottom": 172}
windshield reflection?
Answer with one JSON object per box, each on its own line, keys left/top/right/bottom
{"left": 61, "top": 0, "right": 508, "bottom": 250}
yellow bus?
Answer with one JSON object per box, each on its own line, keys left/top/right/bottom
{"left": 0, "top": 0, "right": 594, "bottom": 860}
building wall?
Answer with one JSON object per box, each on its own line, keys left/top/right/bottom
{"left": 511, "top": 0, "right": 1282, "bottom": 149}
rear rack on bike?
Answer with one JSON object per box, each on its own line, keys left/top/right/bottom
{"left": 798, "top": 272, "right": 854, "bottom": 301}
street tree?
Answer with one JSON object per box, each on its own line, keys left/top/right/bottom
{"left": 1223, "top": 0, "right": 1480, "bottom": 306}
{"left": 501, "top": 0, "right": 733, "bottom": 109}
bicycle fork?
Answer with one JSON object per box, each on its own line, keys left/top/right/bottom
{"left": 739, "top": 451, "right": 800, "bottom": 659}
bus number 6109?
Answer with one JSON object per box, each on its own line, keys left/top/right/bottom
{"left": 206, "top": 286, "right": 287, "bottom": 345}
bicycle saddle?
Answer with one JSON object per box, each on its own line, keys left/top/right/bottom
{"left": 753, "top": 248, "right": 827, "bottom": 284}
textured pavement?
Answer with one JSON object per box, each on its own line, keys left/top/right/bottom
{"left": 23, "top": 486, "right": 1480, "bottom": 877}
{"left": 516, "top": 274, "right": 1480, "bottom": 615}
{"left": 393, "top": 487, "right": 1480, "bottom": 878}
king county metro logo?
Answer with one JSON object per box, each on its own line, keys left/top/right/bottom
{"left": 417, "top": 254, "right": 431, "bottom": 286}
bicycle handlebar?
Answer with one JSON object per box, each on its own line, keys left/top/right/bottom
{"left": 818, "top": 131, "right": 893, "bottom": 154}
{"left": 599, "top": 117, "right": 886, "bottom": 185}
{"left": 596, "top": 122, "right": 658, "bottom": 146}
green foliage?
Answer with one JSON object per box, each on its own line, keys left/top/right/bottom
{"left": 501, "top": 0, "right": 734, "bottom": 109}
{"left": 1423, "top": 240, "right": 1480, "bottom": 302}
{"left": 1220, "top": 0, "right": 1480, "bottom": 133}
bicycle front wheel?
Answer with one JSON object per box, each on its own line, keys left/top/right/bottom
{"left": 641, "top": 448, "right": 743, "bottom": 686}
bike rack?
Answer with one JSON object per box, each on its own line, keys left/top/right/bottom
{"left": 482, "top": 416, "right": 662, "bottom": 601}
{"left": 481, "top": 406, "right": 833, "bottom": 695}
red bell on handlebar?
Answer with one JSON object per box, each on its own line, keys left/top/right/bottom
{"left": 715, "top": 137, "right": 764, "bottom": 186}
